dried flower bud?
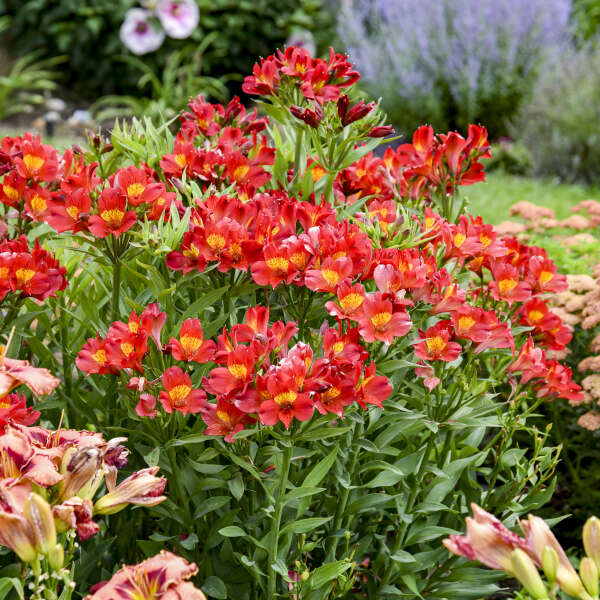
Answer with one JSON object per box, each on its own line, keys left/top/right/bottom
{"left": 60, "top": 446, "right": 102, "bottom": 500}
{"left": 24, "top": 493, "right": 56, "bottom": 556}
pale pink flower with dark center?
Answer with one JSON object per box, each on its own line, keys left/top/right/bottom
{"left": 120, "top": 8, "right": 165, "bottom": 55}
{"left": 156, "top": 0, "right": 199, "bottom": 39}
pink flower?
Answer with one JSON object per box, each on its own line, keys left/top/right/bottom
{"left": 156, "top": 0, "right": 199, "bottom": 39}
{"left": 120, "top": 8, "right": 165, "bottom": 55}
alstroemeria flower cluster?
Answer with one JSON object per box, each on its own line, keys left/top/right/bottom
{"left": 160, "top": 95, "right": 274, "bottom": 199}
{"left": 0, "top": 235, "right": 67, "bottom": 302}
{"left": 0, "top": 132, "right": 179, "bottom": 240}
{"left": 0, "top": 422, "right": 166, "bottom": 567}
{"left": 76, "top": 304, "right": 392, "bottom": 439}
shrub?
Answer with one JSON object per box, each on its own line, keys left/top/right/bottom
{"left": 0, "top": 0, "right": 333, "bottom": 100}
{"left": 516, "top": 43, "right": 600, "bottom": 184}
{"left": 337, "top": 0, "right": 572, "bottom": 138}
{"left": 0, "top": 47, "right": 580, "bottom": 598}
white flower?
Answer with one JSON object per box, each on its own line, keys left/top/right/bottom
{"left": 120, "top": 8, "right": 165, "bottom": 55}
{"left": 156, "top": 0, "right": 199, "bottom": 39}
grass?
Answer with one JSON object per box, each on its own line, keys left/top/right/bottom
{"left": 465, "top": 171, "right": 600, "bottom": 224}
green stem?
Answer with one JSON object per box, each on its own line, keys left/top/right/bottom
{"left": 267, "top": 442, "right": 293, "bottom": 598}
{"left": 292, "top": 127, "right": 304, "bottom": 188}
{"left": 324, "top": 170, "right": 336, "bottom": 205}
{"left": 111, "top": 258, "right": 122, "bottom": 322}
{"left": 59, "top": 298, "right": 72, "bottom": 402}
{"left": 381, "top": 433, "right": 436, "bottom": 588}
{"left": 166, "top": 445, "right": 189, "bottom": 528}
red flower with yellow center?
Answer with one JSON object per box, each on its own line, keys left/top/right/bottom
{"left": 489, "top": 262, "right": 532, "bottom": 305}
{"left": 258, "top": 371, "right": 313, "bottom": 429}
{"left": 357, "top": 292, "right": 412, "bottom": 345}
{"left": 326, "top": 280, "right": 366, "bottom": 321}
{"left": 168, "top": 319, "right": 216, "bottom": 363}
{"left": 415, "top": 321, "right": 462, "bottom": 362}
{"left": 305, "top": 257, "right": 353, "bottom": 293}
{"left": 158, "top": 367, "right": 206, "bottom": 415}
{"left": 88, "top": 188, "right": 137, "bottom": 238}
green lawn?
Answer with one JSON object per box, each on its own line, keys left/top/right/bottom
{"left": 466, "top": 172, "right": 600, "bottom": 224}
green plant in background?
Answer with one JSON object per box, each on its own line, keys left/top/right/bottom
{"left": 0, "top": 0, "right": 334, "bottom": 101}
{"left": 572, "top": 0, "right": 600, "bottom": 41}
{"left": 91, "top": 36, "right": 229, "bottom": 123}
{"left": 0, "top": 17, "right": 63, "bottom": 121}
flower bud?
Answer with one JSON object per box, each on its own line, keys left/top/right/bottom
{"left": 580, "top": 557, "right": 599, "bottom": 597}
{"left": 510, "top": 549, "right": 548, "bottom": 600}
{"left": 368, "top": 125, "right": 394, "bottom": 138}
{"left": 584, "top": 517, "right": 600, "bottom": 570}
{"left": 301, "top": 570, "right": 310, "bottom": 582}
{"left": 24, "top": 493, "right": 57, "bottom": 556}
{"left": 542, "top": 546, "right": 559, "bottom": 584}
{"left": 0, "top": 512, "right": 37, "bottom": 563}
{"left": 59, "top": 446, "right": 102, "bottom": 500}
{"left": 48, "top": 542, "right": 64, "bottom": 572}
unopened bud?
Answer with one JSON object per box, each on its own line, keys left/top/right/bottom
{"left": 301, "top": 570, "right": 310, "bottom": 582}
{"left": 48, "top": 543, "right": 64, "bottom": 572}
{"left": 584, "top": 517, "right": 600, "bottom": 570}
{"left": 510, "top": 549, "right": 548, "bottom": 600}
{"left": 542, "top": 546, "right": 559, "bottom": 584}
{"left": 580, "top": 557, "right": 599, "bottom": 597}
{"left": 24, "top": 493, "right": 57, "bottom": 556}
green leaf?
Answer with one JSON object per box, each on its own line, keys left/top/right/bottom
{"left": 228, "top": 473, "right": 245, "bottom": 501}
{"left": 0, "top": 578, "right": 24, "bottom": 600}
{"left": 280, "top": 516, "right": 332, "bottom": 536}
{"left": 202, "top": 575, "right": 228, "bottom": 599}
{"left": 307, "top": 560, "right": 353, "bottom": 591}
{"left": 218, "top": 525, "right": 246, "bottom": 538}
{"left": 297, "top": 448, "right": 338, "bottom": 516}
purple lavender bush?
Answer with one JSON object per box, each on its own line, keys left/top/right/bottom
{"left": 337, "top": 0, "right": 572, "bottom": 137}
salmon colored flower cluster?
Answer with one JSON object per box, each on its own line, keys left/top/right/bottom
{"left": 0, "top": 235, "right": 67, "bottom": 301}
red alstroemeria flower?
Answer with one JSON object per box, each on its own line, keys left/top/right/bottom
{"left": 160, "top": 133, "right": 198, "bottom": 178}
{"left": 356, "top": 363, "right": 393, "bottom": 409}
{"left": 201, "top": 399, "right": 255, "bottom": 442}
{"left": 314, "top": 375, "right": 356, "bottom": 418}
{"left": 258, "top": 371, "right": 313, "bottom": 429}
{"left": 507, "top": 336, "right": 547, "bottom": 384}
{"left": 326, "top": 280, "right": 366, "bottom": 321}
{"left": 23, "top": 185, "right": 53, "bottom": 222}
{"left": 304, "top": 257, "right": 353, "bottom": 293}
{"left": 113, "top": 165, "right": 164, "bottom": 207}
{"left": 166, "top": 229, "right": 208, "bottom": 274}
{"left": 242, "top": 57, "right": 280, "bottom": 96}
{"left": 251, "top": 243, "right": 298, "bottom": 288}
{"left": 88, "top": 188, "right": 137, "bottom": 238}
{"left": 535, "top": 360, "right": 583, "bottom": 404}
{"left": 76, "top": 336, "right": 117, "bottom": 376}
{"left": 489, "top": 262, "right": 532, "bottom": 305}
{"left": 13, "top": 136, "right": 59, "bottom": 182}
{"left": 357, "top": 292, "right": 412, "bottom": 345}
{"left": 0, "top": 171, "right": 25, "bottom": 207}
{"left": 135, "top": 394, "right": 158, "bottom": 419}
{"left": 0, "top": 393, "right": 40, "bottom": 430}
{"left": 158, "top": 367, "right": 206, "bottom": 415}
{"left": 451, "top": 305, "right": 491, "bottom": 343}
{"left": 301, "top": 60, "right": 341, "bottom": 104}
{"left": 526, "top": 256, "right": 568, "bottom": 294}
{"left": 415, "top": 320, "right": 462, "bottom": 362}
{"left": 45, "top": 188, "right": 91, "bottom": 233}
{"left": 203, "top": 346, "right": 255, "bottom": 397}
{"left": 83, "top": 551, "right": 206, "bottom": 600}
{"left": 518, "top": 298, "right": 560, "bottom": 332}
{"left": 140, "top": 303, "right": 167, "bottom": 349}
{"left": 168, "top": 319, "right": 216, "bottom": 363}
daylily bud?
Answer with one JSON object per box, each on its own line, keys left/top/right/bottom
{"left": 48, "top": 542, "right": 64, "bottom": 572}
{"left": 0, "top": 512, "right": 37, "bottom": 563}
{"left": 510, "top": 549, "right": 548, "bottom": 600}
{"left": 542, "top": 546, "right": 559, "bottom": 584}
{"left": 583, "top": 517, "right": 600, "bottom": 569}
{"left": 24, "top": 493, "right": 57, "bottom": 556}
{"left": 59, "top": 446, "right": 102, "bottom": 500}
{"left": 93, "top": 467, "right": 166, "bottom": 515}
{"left": 580, "top": 557, "right": 599, "bottom": 597}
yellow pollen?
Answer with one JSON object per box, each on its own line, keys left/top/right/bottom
{"left": 233, "top": 164, "right": 250, "bottom": 181}
{"left": 539, "top": 270, "right": 554, "bottom": 284}
{"left": 274, "top": 391, "right": 297, "bottom": 406}
{"left": 127, "top": 183, "right": 145, "bottom": 198}
{"left": 266, "top": 257, "right": 289, "bottom": 271}
{"left": 174, "top": 154, "right": 187, "bottom": 168}
{"left": 371, "top": 312, "right": 392, "bottom": 329}
{"left": 356, "top": 168, "right": 366, "bottom": 178}
{"left": 23, "top": 154, "right": 44, "bottom": 172}
{"left": 426, "top": 335, "right": 447, "bottom": 354}
{"left": 92, "top": 349, "right": 107, "bottom": 364}
{"left": 183, "top": 243, "right": 200, "bottom": 259}
{"left": 229, "top": 242, "right": 242, "bottom": 259}
{"left": 498, "top": 278, "right": 518, "bottom": 294}
{"left": 2, "top": 185, "right": 18, "bottom": 202}
{"left": 480, "top": 234, "right": 492, "bottom": 248}
{"left": 340, "top": 293, "right": 364, "bottom": 312}
{"left": 217, "top": 410, "right": 232, "bottom": 425}
{"left": 156, "top": 197, "right": 165, "bottom": 206}
{"left": 528, "top": 310, "right": 544, "bottom": 323}
{"left": 228, "top": 363, "right": 248, "bottom": 379}
{"left": 322, "top": 387, "right": 341, "bottom": 403}
{"left": 101, "top": 209, "right": 124, "bottom": 227}
{"left": 120, "top": 343, "right": 134, "bottom": 356}
{"left": 0, "top": 401, "right": 10, "bottom": 409}
{"left": 311, "top": 165, "right": 326, "bottom": 181}
{"left": 15, "top": 268, "right": 35, "bottom": 282}
{"left": 129, "top": 321, "right": 139, "bottom": 334}
{"left": 332, "top": 251, "right": 347, "bottom": 260}
{"left": 425, "top": 217, "right": 435, "bottom": 229}
{"left": 0, "top": 267, "right": 9, "bottom": 280}
{"left": 333, "top": 341, "right": 345, "bottom": 354}
{"left": 457, "top": 316, "right": 475, "bottom": 331}
{"left": 290, "top": 252, "right": 306, "bottom": 268}
{"left": 453, "top": 232, "right": 466, "bottom": 247}
{"left": 30, "top": 194, "right": 47, "bottom": 213}
{"left": 169, "top": 385, "right": 191, "bottom": 406}
{"left": 66, "top": 205, "right": 80, "bottom": 219}
{"left": 181, "top": 334, "right": 203, "bottom": 354}
{"left": 206, "top": 233, "right": 226, "bottom": 252}
{"left": 321, "top": 269, "right": 340, "bottom": 286}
